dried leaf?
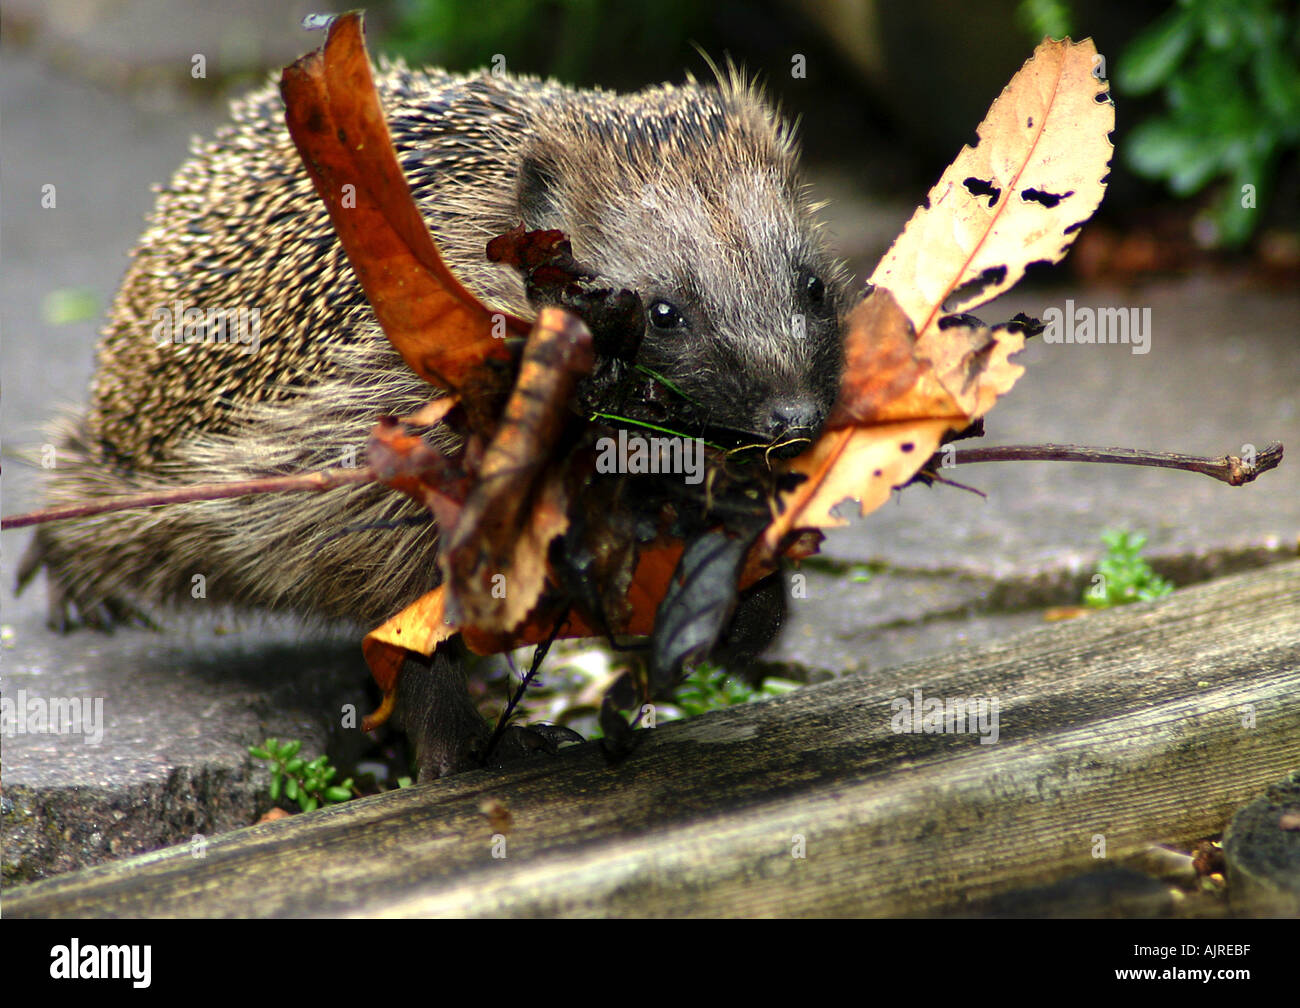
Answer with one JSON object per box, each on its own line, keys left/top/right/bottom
{"left": 362, "top": 589, "right": 457, "bottom": 702}
{"left": 548, "top": 483, "right": 644, "bottom": 635}
{"left": 758, "top": 39, "right": 1108, "bottom": 554}
{"left": 921, "top": 319, "right": 1027, "bottom": 421}
{"left": 479, "top": 797, "right": 513, "bottom": 833}
{"left": 870, "top": 37, "right": 1114, "bottom": 333}
{"left": 486, "top": 225, "right": 593, "bottom": 289}
{"left": 280, "top": 13, "right": 527, "bottom": 431}
{"left": 764, "top": 285, "right": 1025, "bottom": 552}
{"left": 767, "top": 417, "right": 956, "bottom": 550}
{"left": 442, "top": 307, "right": 595, "bottom": 632}
{"left": 650, "top": 526, "right": 764, "bottom": 691}
{"left": 366, "top": 416, "right": 470, "bottom": 534}
{"left": 827, "top": 285, "right": 965, "bottom": 428}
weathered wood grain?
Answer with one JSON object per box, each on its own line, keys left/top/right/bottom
{"left": 6, "top": 559, "right": 1298, "bottom": 918}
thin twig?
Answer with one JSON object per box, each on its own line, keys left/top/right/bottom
{"left": 1, "top": 466, "right": 377, "bottom": 530}
{"left": 482, "top": 615, "right": 565, "bottom": 765}
{"left": 4, "top": 440, "right": 1282, "bottom": 532}
{"left": 948, "top": 442, "right": 1283, "bottom": 486}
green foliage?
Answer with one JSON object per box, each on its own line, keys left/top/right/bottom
{"left": 384, "top": 0, "right": 698, "bottom": 84}
{"left": 249, "top": 737, "right": 355, "bottom": 813}
{"left": 672, "top": 661, "right": 798, "bottom": 718}
{"left": 1017, "top": 0, "right": 1074, "bottom": 41}
{"left": 1117, "top": 0, "right": 1300, "bottom": 246}
{"left": 1083, "top": 529, "right": 1175, "bottom": 608}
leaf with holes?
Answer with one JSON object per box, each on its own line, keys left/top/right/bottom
{"left": 871, "top": 37, "right": 1114, "bottom": 330}
{"left": 763, "top": 37, "right": 1109, "bottom": 554}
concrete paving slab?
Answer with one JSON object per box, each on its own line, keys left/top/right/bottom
{"left": 2, "top": 616, "right": 368, "bottom": 884}
{"left": 764, "top": 565, "right": 1054, "bottom": 678}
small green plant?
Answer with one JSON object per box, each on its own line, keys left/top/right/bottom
{"left": 1117, "top": 0, "right": 1300, "bottom": 246}
{"left": 672, "top": 661, "right": 798, "bottom": 718}
{"left": 1083, "top": 529, "right": 1175, "bottom": 608}
{"left": 249, "top": 737, "right": 355, "bottom": 813}
{"left": 42, "top": 287, "right": 100, "bottom": 325}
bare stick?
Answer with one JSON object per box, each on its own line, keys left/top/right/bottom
{"left": 1, "top": 466, "right": 376, "bottom": 530}
{"left": 949, "top": 442, "right": 1283, "bottom": 486}
{"left": 4, "top": 440, "right": 1283, "bottom": 532}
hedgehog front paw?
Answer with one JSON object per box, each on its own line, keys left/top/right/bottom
{"left": 485, "top": 723, "right": 585, "bottom": 767}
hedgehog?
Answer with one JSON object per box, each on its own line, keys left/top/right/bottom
{"left": 18, "top": 60, "right": 851, "bottom": 778}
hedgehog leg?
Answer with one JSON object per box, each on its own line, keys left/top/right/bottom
{"left": 15, "top": 527, "right": 155, "bottom": 633}
{"left": 394, "top": 637, "right": 492, "bottom": 780}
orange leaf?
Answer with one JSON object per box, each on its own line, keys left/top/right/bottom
{"left": 828, "top": 285, "right": 966, "bottom": 427}
{"left": 442, "top": 307, "right": 595, "bottom": 632}
{"left": 279, "top": 13, "right": 528, "bottom": 432}
{"left": 764, "top": 286, "right": 998, "bottom": 554}
{"left": 361, "top": 588, "right": 458, "bottom": 728}
{"left": 366, "top": 416, "right": 471, "bottom": 533}
{"left": 766, "top": 419, "right": 955, "bottom": 553}
{"left": 760, "top": 38, "right": 1112, "bottom": 555}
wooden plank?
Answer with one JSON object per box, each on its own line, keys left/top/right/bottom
{"left": 6, "top": 559, "right": 1298, "bottom": 918}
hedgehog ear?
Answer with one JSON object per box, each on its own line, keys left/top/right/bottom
{"left": 517, "top": 153, "right": 563, "bottom": 229}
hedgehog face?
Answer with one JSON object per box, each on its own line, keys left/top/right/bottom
{"left": 620, "top": 169, "right": 847, "bottom": 454}
{"left": 517, "top": 140, "right": 848, "bottom": 455}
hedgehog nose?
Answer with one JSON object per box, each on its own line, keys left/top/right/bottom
{"left": 763, "top": 397, "right": 822, "bottom": 457}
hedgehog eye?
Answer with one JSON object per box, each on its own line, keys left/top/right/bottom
{"left": 801, "top": 271, "right": 826, "bottom": 306}
{"left": 648, "top": 300, "right": 685, "bottom": 330}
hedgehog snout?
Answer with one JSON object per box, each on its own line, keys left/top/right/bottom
{"left": 760, "top": 395, "right": 823, "bottom": 458}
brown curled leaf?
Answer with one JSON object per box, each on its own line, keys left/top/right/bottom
{"left": 362, "top": 589, "right": 458, "bottom": 728}
{"left": 763, "top": 284, "right": 1025, "bottom": 555}
{"left": 486, "top": 225, "right": 593, "bottom": 289}
{"left": 827, "top": 286, "right": 965, "bottom": 428}
{"left": 765, "top": 418, "right": 957, "bottom": 553}
{"left": 366, "top": 416, "right": 472, "bottom": 534}
{"left": 442, "top": 307, "right": 596, "bottom": 632}
{"left": 279, "top": 12, "right": 527, "bottom": 433}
